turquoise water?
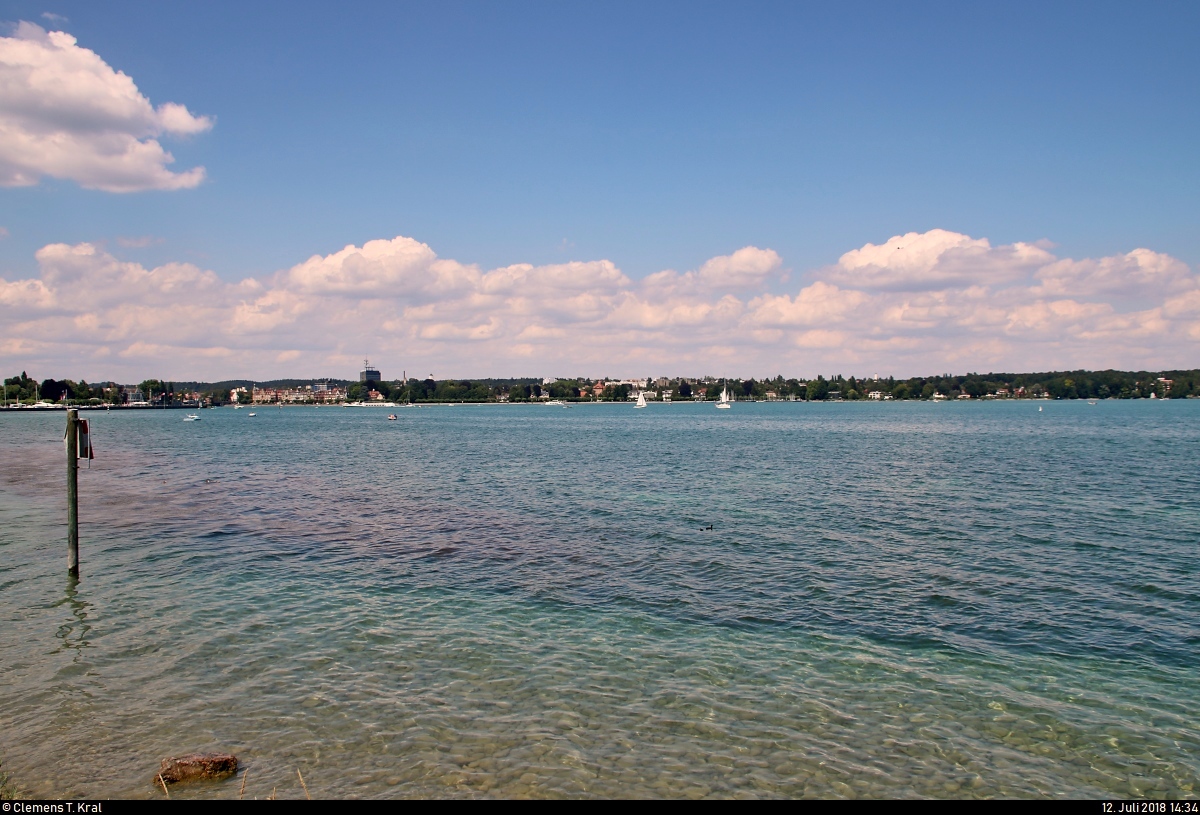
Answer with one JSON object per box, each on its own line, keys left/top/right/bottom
{"left": 1, "top": 401, "right": 1197, "bottom": 799}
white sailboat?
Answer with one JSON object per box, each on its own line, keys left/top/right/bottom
{"left": 716, "top": 383, "right": 732, "bottom": 409}
{"left": 635, "top": 391, "right": 647, "bottom": 409}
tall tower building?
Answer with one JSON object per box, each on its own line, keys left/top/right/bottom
{"left": 360, "top": 359, "right": 381, "bottom": 384}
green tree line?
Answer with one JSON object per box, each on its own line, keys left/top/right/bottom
{"left": 2, "top": 372, "right": 124, "bottom": 405}
{"left": 7, "top": 369, "right": 1198, "bottom": 406}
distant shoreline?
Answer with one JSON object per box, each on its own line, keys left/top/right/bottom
{"left": 3, "top": 395, "right": 1196, "bottom": 411}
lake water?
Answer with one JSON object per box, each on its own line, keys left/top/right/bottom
{"left": 1, "top": 401, "right": 1197, "bottom": 799}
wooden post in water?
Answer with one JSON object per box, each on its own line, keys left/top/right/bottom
{"left": 66, "top": 408, "right": 79, "bottom": 577}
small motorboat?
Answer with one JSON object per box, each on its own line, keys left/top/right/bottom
{"left": 183, "top": 413, "right": 200, "bottom": 422}
{"left": 387, "top": 414, "right": 398, "bottom": 420}
{"left": 247, "top": 412, "right": 257, "bottom": 417}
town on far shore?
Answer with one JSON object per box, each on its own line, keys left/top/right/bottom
{"left": 2, "top": 360, "right": 1196, "bottom": 409}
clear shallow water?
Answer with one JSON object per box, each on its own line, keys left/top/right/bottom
{"left": 0, "top": 401, "right": 1197, "bottom": 799}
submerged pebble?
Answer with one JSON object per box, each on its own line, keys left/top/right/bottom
{"left": 156, "top": 753, "right": 238, "bottom": 785}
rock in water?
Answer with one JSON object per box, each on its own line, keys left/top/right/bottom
{"left": 158, "top": 753, "right": 239, "bottom": 784}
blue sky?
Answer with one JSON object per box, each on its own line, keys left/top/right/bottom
{"left": 2, "top": 1, "right": 1198, "bottom": 380}
{"left": 4, "top": 0, "right": 1197, "bottom": 277}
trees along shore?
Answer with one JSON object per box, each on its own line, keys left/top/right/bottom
{"left": 5, "top": 369, "right": 1198, "bottom": 407}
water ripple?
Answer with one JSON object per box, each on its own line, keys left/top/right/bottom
{"left": 1, "top": 402, "right": 1197, "bottom": 798}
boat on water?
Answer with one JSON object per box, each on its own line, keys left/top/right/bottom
{"left": 183, "top": 413, "right": 200, "bottom": 422}
{"left": 247, "top": 412, "right": 257, "bottom": 417}
{"left": 635, "top": 391, "right": 647, "bottom": 409}
{"left": 387, "top": 414, "right": 398, "bottom": 420}
{"left": 546, "top": 399, "right": 564, "bottom": 407}
{"left": 717, "top": 383, "right": 732, "bottom": 409}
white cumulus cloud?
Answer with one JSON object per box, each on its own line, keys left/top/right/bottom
{"left": 829, "top": 228, "right": 1054, "bottom": 291}
{"left": 1, "top": 230, "right": 1197, "bottom": 380}
{"left": 0, "top": 22, "right": 212, "bottom": 191}
{"left": 642, "top": 246, "right": 783, "bottom": 298}
{"left": 1034, "top": 248, "right": 1195, "bottom": 298}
